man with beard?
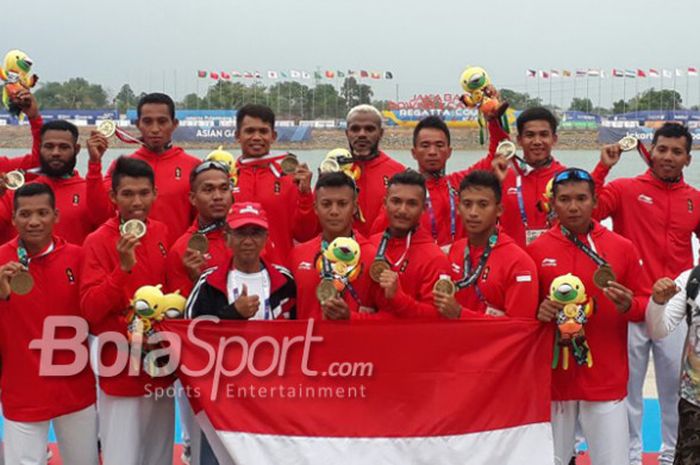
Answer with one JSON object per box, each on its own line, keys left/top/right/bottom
{"left": 593, "top": 122, "right": 700, "bottom": 465}
{"left": 345, "top": 104, "right": 406, "bottom": 237}
{"left": 0, "top": 120, "right": 111, "bottom": 244}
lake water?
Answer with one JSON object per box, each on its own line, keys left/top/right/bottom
{"left": 4, "top": 147, "right": 697, "bottom": 187}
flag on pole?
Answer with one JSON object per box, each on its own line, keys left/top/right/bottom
{"left": 576, "top": 69, "right": 587, "bottom": 78}
{"left": 290, "top": 70, "right": 301, "bottom": 79}
{"left": 267, "top": 71, "right": 279, "bottom": 79}
{"left": 562, "top": 70, "right": 572, "bottom": 77}
{"left": 348, "top": 70, "right": 356, "bottom": 77}
{"left": 232, "top": 71, "right": 242, "bottom": 78}
{"left": 360, "top": 70, "right": 369, "bottom": 78}
{"left": 210, "top": 72, "right": 219, "bottom": 80}
{"left": 539, "top": 70, "right": 549, "bottom": 79}
{"left": 370, "top": 72, "right": 381, "bottom": 79}
{"left": 550, "top": 70, "right": 560, "bottom": 78}
{"left": 220, "top": 72, "right": 231, "bottom": 80}
{"left": 624, "top": 69, "right": 636, "bottom": 78}
{"left": 280, "top": 71, "right": 289, "bottom": 79}
{"left": 197, "top": 70, "right": 207, "bottom": 78}
{"left": 243, "top": 72, "right": 253, "bottom": 79}
{"left": 254, "top": 71, "right": 262, "bottom": 79}
{"left": 302, "top": 71, "right": 311, "bottom": 79}
{"left": 384, "top": 71, "right": 394, "bottom": 79}
{"left": 648, "top": 69, "right": 660, "bottom": 78}
{"left": 637, "top": 69, "right": 646, "bottom": 78}
{"left": 689, "top": 67, "right": 699, "bottom": 77}
{"left": 325, "top": 70, "right": 335, "bottom": 79}
{"left": 526, "top": 69, "right": 537, "bottom": 78}
{"left": 314, "top": 71, "right": 322, "bottom": 79}
{"left": 337, "top": 70, "right": 346, "bottom": 78}
{"left": 587, "top": 69, "right": 601, "bottom": 77}
{"left": 612, "top": 69, "right": 624, "bottom": 78}
{"left": 162, "top": 318, "right": 554, "bottom": 465}
{"left": 676, "top": 68, "right": 684, "bottom": 77}
{"left": 663, "top": 69, "right": 673, "bottom": 79}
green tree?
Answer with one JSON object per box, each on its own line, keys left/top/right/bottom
{"left": 34, "top": 78, "right": 108, "bottom": 109}
{"left": 613, "top": 88, "right": 683, "bottom": 113}
{"left": 340, "top": 77, "right": 372, "bottom": 109}
{"left": 568, "top": 98, "right": 594, "bottom": 113}
{"left": 114, "top": 84, "right": 137, "bottom": 113}
{"left": 499, "top": 89, "right": 542, "bottom": 110}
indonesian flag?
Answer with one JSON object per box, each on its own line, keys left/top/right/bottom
{"left": 220, "top": 71, "right": 231, "bottom": 80}
{"left": 210, "top": 72, "right": 219, "bottom": 80}
{"left": 688, "top": 67, "right": 698, "bottom": 77}
{"left": 637, "top": 69, "right": 646, "bottom": 78}
{"left": 197, "top": 70, "right": 207, "bottom": 78}
{"left": 161, "top": 318, "right": 554, "bottom": 465}
{"left": 648, "top": 68, "right": 660, "bottom": 78}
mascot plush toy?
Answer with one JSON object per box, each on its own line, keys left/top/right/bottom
{"left": 127, "top": 285, "right": 185, "bottom": 346}
{"left": 550, "top": 274, "right": 595, "bottom": 370}
{"left": 206, "top": 146, "right": 238, "bottom": 187}
{"left": 0, "top": 50, "right": 38, "bottom": 117}
{"left": 458, "top": 66, "right": 509, "bottom": 143}
{"left": 320, "top": 148, "right": 361, "bottom": 182}
{"left": 318, "top": 237, "right": 362, "bottom": 291}
{"left": 536, "top": 177, "right": 556, "bottom": 226}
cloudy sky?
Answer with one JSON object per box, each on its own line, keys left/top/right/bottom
{"left": 11, "top": 0, "right": 700, "bottom": 107}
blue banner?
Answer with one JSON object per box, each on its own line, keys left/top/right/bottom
{"left": 598, "top": 126, "right": 700, "bottom": 145}
{"left": 126, "top": 109, "right": 237, "bottom": 123}
{"left": 173, "top": 126, "right": 312, "bottom": 143}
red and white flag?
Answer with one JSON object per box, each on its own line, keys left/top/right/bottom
{"left": 688, "top": 67, "right": 699, "bottom": 77}
{"left": 526, "top": 69, "right": 537, "bottom": 78}
{"left": 161, "top": 318, "right": 554, "bottom": 465}
{"left": 648, "top": 68, "right": 660, "bottom": 78}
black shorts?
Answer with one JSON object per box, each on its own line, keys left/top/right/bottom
{"left": 674, "top": 398, "right": 700, "bottom": 465}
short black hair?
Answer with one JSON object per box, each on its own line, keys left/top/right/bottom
{"left": 236, "top": 104, "right": 275, "bottom": 130}
{"left": 189, "top": 161, "right": 230, "bottom": 190}
{"left": 137, "top": 92, "right": 176, "bottom": 120}
{"left": 413, "top": 116, "right": 451, "bottom": 147}
{"left": 40, "top": 120, "right": 79, "bottom": 143}
{"left": 459, "top": 170, "right": 502, "bottom": 203}
{"left": 551, "top": 168, "right": 595, "bottom": 197}
{"left": 111, "top": 156, "right": 155, "bottom": 192}
{"left": 652, "top": 122, "right": 692, "bottom": 154}
{"left": 516, "top": 107, "right": 558, "bottom": 135}
{"left": 314, "top": 171, "right": 358, "bottom": 195}
{"left": 13, "top": 182, "right": 56, "bottom": 212}
{"left": 387, "top": 169, "right": 427, "bottom": 198}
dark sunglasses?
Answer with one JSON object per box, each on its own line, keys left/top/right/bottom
{"left": 553, "top": 168, "right": 592, "bottom": 185}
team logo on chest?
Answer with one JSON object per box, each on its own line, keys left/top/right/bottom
{"left": 175, "top": 167, "right": 182, "bottom": 180}
{"left": 399, "top": 259, "right": 409, "bottom": 273}
{"left": 65, "top": 267, "right": 75, "bottom": 284}
{"left": 481, "top": 266, "right": 491, "bottom": 282}
{"left": 637, "top": 194, "right": 653, "bottom": 205}
{"left": 689, "top": 199, "right": 694, "bottom": 213}
{"left": 383, "top": 176, "right": 389, "bottom": 188}
{"left": 158, "top": 242, "right": 167, "bottom": 257}
{"left": 274, "top": 180, "right": 281, "bottom": 195}
{"left": 72, "top": 194, "right": 80, "bottom": 205}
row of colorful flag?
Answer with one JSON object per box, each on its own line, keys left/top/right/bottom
{"left": 197, "top": 70, "right": 394, "bottom": 81}
{"left": 527, "top": 68, "right": 699, "bottom": 79}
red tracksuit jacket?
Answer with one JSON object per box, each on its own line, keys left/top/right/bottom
{"left": 370, "top": 120, "right": 509, "bottom": 248}
{"left": 593, "top": 165, "right": 700, "bottom": 284}
{"left": 166, "top": 223, "right": 232, "bottom": 297}
{"left": 0, "top": 114, "right": 42, "bottom": 174}
{"left": 0, "top": 237, "right": 96, "bottom": 421}
{"left": 291, "top": 233, "right": 397, "bottom": 320}
{"left": 448, "top": 231, "right": 539, "bottom": 319}
{"left": 80, "top": 216, "right": 173, "bottom": 397}
{"left": 353, "top": 151, "right": 406, "bottom": 237}
{"left": 107, "top": 146, "right": 201, "bottom": 239}
{"left": 527, "top": 222, "right": 649, "bottom": 401}
{"left": 233, "top": 157, "right": 318, "bottom": 264}
{"left": 0, "top": 162, "right": 112, "bottom": 245}
{"left": 369, "top": 226, "right": 451, "bottom": 318}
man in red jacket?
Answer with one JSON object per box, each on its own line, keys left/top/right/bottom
{"left": 166, "top": 160, "right": 233, "bottom": 297}
{"left": 81, "top": 156, "right": 174, "bottom": 465}
{"left": 434, "top": 170, "right": 538, "bottom": 319}
{"left": 0, "top": 183, "right": 98, "bottom": 465}
{"left": 0, "top": 120, "right": 112, "bottom": 245}
{"left": 232, "top": 104, "right": 316, "bottom": 264}
{"left": 292, "top": 171, "right": 394, "bottom": 320}
{"left": 104, "top": 93, "right": 201, "bottom": 239}
{"left": 370, "top": 170, "right": 452, "bottom": 318}
{"left": 345, "top": 104, "right": 406, "bottom": 236}
{"left": 528, "top": 168, "right": 650, "bottom": 465}
{"left": 370, "top": 115, "right": 509, "bottom": 250}
{"left": 493, "top": 108, "right": 607, "bottom": 249}
{"left": 593, "top": 122, "right": 700, "bottom": 465}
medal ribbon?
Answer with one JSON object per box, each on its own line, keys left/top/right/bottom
{"left": 113, "top": 127, "right": 147, "bottom": 146}
{"left": 374, "top": 229, "right": 412, "bottom": 269}
{"left": 455, "top": 232, "right": 498, "bottom": 290}
{"left": 425, "top": 181, "right": 457, "bottom": 242}
{"left": 197, "top": 219, "right": 227, "bottom": 235}
{"left": 515, "top": 175, "right": 529, "bottom": 229}
{"left": 560, "top": 226, "right": 608, "bottom": 267}
{"left": 237, "top": 153, "right": 290, "bottom": 178}
{"left": 17, "top": 240, "right": 55, "bottom": 268}
{"left": 636, "top": 141, "right": 652, "bottom": 167}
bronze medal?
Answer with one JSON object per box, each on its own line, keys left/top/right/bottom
{"left": 280, "top": 155, "right": 299, "bottom": 174}
{"left": 187, "top": 233, "right": 209, "bottom": 253}
{"left": 433, "top": 278, "right": 456, "bottom": 296}
{"left": 97, "top": 120, "right": 117, "bottom": 138}
{"left": 618, "top": 135, "right": 638, "bottom": 152}
{"left": 495, "top": 140, "right": 517, "bottom": 160}
{"left": 5, "top": 170, "right": 24, "bottom": 190}
{"left": 120, "top": 219, "right": 147, "bottom": 239}
{"left": 10, "top": 270, "right": 34, "bottom": 295}
{"left": 593, "top": 264, "right": 617, "bottom": 290}
{"left": 316, "top": 279, "right": 338, "bottom": 304}
{"left": 369, "top": 259, "right": 391, "bottom": 283}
